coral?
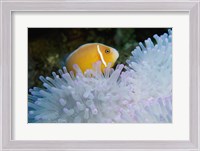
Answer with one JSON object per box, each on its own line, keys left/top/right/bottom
{"left": 28, "top": 30, "right": 172, "bottom": 123}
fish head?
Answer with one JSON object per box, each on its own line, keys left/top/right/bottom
{"left": 97, "top": 44, "right": 119, "bottom": 67}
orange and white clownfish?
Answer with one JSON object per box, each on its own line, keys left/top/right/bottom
{"left": 66, "top": 43, "right": 119, "bottom": 73}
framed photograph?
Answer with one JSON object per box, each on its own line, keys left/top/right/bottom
{"left": 0, "top": 0, "right": 199, "bottom": 150}
{"left": 28, "top": 27, "right": 173, "bottom": 124}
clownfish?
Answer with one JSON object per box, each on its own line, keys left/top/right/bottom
{"left": 66, "top": 43, "right": 119, "bottom": 73}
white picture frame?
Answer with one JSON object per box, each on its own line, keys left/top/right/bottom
{"left": 0, "top": 0, "right": 199, "bottom": 150}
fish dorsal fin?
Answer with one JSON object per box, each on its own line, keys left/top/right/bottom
{"left": 97, "top": 45, "right": 107, "bottom": 67}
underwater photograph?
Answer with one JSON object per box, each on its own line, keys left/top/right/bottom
{"left": 28, "top": 28, "right": 172, "bottom": 123}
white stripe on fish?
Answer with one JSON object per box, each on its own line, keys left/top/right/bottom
{"left": 97, "top": 45, "right": 107, "bottom": 67}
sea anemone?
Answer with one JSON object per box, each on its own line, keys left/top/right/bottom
{"left": 29, "top": 62, "right": 135, "bottom": 123}
{"left": 130, "top": 95, "right": 172, "bottom": 123}
{"left": 28, "top": 29, "right": 172, "bottom": 123}
{"left": 125, "top": 29, "right": 172, "bottom": 102}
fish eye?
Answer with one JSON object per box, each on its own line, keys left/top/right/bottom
{"left": 105, "top": 49, "right": 110, "bottom": 54}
